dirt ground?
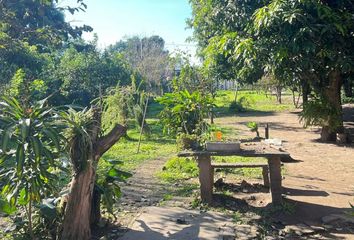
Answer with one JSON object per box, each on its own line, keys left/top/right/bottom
{"left": 215, "top": 104, "right": 354, "bottom": 238}
{"left": 99, "top": 106, "right": 354, "bottom": 239}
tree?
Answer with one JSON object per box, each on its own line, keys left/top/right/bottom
{"left": 0, "top": 0, "right": 92, "bottom": 92}
{"left": 108, "top": 35, "right": 172, "bottom": 95}
{"left": 60, "top": 107, "right": 126, "bottom": 240}
{"left": 189, "top": 0, "right": 354, "bottom": 141}
{"left": 47, "top": 42, "right": 134, "bottom": 106}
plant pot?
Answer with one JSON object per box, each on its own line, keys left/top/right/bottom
{"left": 206, "top": 141, "right": 241, "bottom": 152}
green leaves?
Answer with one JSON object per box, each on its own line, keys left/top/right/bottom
{"left": 0, "top": 96, "right": 66, "bottom": 214}
{"left": 157, "top": 90, "right": 214, "bottom": 136}
{"left": 96, "top": 159, "right": 132, "bottom": 215}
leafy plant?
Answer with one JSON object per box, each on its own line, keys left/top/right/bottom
{"left": 247, "top": 122, "right": 260, "bottom": 138}
{"left": 299, "top": 97, "right": 342, "bottom": 131}
{"left": 0, "top": 96, "right": 66, "bottom": 239}
{"left": 60, "top": 108, "right": 95, "bottom": 174}
{"left": 157, "top": 90, "right": 214, "bottom": 136}
{"left": 96, "top": 159, "right": 132, "bottom": 216}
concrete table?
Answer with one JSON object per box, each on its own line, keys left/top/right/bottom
{"left": 178, "top": 148, "right": 290, "bottom": 206}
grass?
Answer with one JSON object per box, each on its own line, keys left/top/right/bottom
{"left": 156, "top": 157, "right": 199, "bottom": 182}
{"left": 213, "top": 156, "right": 267, "bottom": 179}
{"left": 214, "top": 90, "right": 295, "bottom": 115}
{"left": 101, "top": 119, "right": 176, "bottom": 171}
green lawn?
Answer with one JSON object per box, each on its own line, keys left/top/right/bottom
{"left": 214, "top": 90, "right": 295, "bottom": 114}
{"left": 101, "top": 119, "right": 176, "bottom": 172}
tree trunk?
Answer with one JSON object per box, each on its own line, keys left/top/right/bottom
{"left": 61, "top": 163, "right": 96, "bottom": 240}
{"left": 343, "top": 77, "right": 353, "bottom": 97}
{"left": 275, "top": 86, "right": 282, "bottom": 104}
{"left": 90, "top": 186, "right": 101, "bottom": 226}
{"left": 302, "top": 81, "right": 310, "bottom": 105}
{"left": 61, "top": 108, "right": 127, "bottom": 240}
{"left": 321, "top": 70, "right": 343, "bottom": 142}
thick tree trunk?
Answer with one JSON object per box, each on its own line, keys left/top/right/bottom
{"left": 90, "top": 187, "right": 101, "bottom": 226}
{"left": 343, "top": 77, "right": 353, "bottom": 97}
{"left": 61, "top": 163, "right": 96, "bottom": 240}
{"left": 321, "top": 70, "right": 343, "bottom": 142}
{"left": 61, "top": 113, "right": 127, "bottom": 240}
{"left": 302, "top": 81, "right": 310, "bottom": 105}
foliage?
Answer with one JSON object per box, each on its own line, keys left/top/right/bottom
{"left": 157, "top": 157, "right": 198, "bottom": 182}
{"left": 0, "top": 96, "right": 66, "bottom": 238}
{"left": 102, "top": 85, "right": 135, "bottom": 131}
{"left": 0, "top": 0, "right": 91, "bottom": 91}
{"left": 229, "top": 96, "right": 253, "bottom": 113}
{"left": 96, "top": 159, "right": 132, "bottom": 216}
{"left": 50, "top": 46, "right": 134, "bottom": 106}
{"left": 176, "top": 133, "right": 200, "bottom": 151}
{"left": 108, "top": 35, "right": 172, "bottom": 95}
{"left": 299, "top": 97, "right": 342, "bottom": 131}
{"left": 247, "top": 122, "right": 260, "bottom": 138}
{"left": 157, "top": 90, "right": 214, "bottom": 136}
{"left": 60, "top": 108, "right": 95, "bottom": 174}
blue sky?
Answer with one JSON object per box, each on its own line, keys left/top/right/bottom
{"left": 64, "top": 0, "right": 196, "bottom": 58}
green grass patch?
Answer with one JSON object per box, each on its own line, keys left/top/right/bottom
{"left": 212, "top": 156, "right": 267, "bottom": 179}
{"left": 101, "top": 119, "right": 176, "bottom": 171}
{"left": 157, "top": 157, "right": 199, "bottom": 182}
{"left": 215, "top": 90, "right": 295, "bottom": 114}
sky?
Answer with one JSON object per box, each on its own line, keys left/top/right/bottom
{"left": 64, "top": 0, "right": 197, "bottom": 60}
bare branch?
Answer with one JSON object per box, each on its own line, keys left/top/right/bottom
{"left": 95, "top": 124, "right": 127, "bottom": 159}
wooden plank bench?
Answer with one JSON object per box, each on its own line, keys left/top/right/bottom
{"left": 211, "top": 162, "right": 270, "bottom": 188}
{"left": 178, "top": 149, "right": 291, "bottom": 205}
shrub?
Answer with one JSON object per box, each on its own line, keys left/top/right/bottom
{"left": 229, "top": 101, "right": 245, "bottom": 112}
{"left": 157, "top": 90, "right": 214, "bottom": 136}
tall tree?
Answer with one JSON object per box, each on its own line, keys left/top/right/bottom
{"left": 189, "top": 0, "right": 354, "bottom": 141}
{"left": 0, "top": 0, "right": 92, "bottom": 91}
{"left": 108, "top": 35, "right": 171, "bottom": 95}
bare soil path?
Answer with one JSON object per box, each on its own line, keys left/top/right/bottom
{"left": 215, "top": 105, "right": 354, "bottom": 238}
{"left": 101, "top": 106, "right": 354, "bottom": 239}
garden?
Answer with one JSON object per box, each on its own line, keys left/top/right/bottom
{"left": 1, "top": 1, "right": 354, "bottom": 240}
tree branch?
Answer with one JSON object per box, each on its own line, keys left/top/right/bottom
{"left": 95, "top": 124, "right": 127, "bottom": 159}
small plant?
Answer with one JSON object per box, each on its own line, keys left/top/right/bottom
{"left": 247, "top": 121, "right": 260, "bottom": 138}
{"left": 95, "top": 159, "right": 132, "bottom": 219}
{"left": 157, "top": 90, "right": 214, "bottom": 136}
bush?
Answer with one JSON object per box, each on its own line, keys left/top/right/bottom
{"left": 158, "top": 157, "right": 198, "bottom": 182}
{"left": 176, "top": 133, "right": 201, "bottom": 150}
{"left": 229, "top": 95, "right": 254, "bottom": 113}
{"left": 229, "top": 101, "right": 245, "bottom": 112}
{"left": 157, "top": 90, "right": 214, "bottom": 136}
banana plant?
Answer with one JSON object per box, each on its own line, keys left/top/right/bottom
{"left": 0, "top": 96, "right": 66, "bottom": 239}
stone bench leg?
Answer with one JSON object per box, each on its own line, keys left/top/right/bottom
{"left": 262, "top": 166, "right": 270, "bottom": 188}
{"left": 197, "top": 155, "right": 213, "bottom": 204}
{"left": 268, "top": 156, "right": 282, "bottom": 205}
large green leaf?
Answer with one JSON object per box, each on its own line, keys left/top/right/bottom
{"left": 16, "top": 145, "right": 25, "bottom": 176}
{"left": 0, "top": 197, "right": 17, "bottom": 215}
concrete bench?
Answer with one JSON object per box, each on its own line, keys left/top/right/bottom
{"left": 211, "top": 162, "right": 270, "bottom": 188}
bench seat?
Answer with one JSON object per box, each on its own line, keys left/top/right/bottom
{"left": 211, "top": 162, "right": 270, "bottom": 187}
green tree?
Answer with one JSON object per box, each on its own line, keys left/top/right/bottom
{"left": 0, "top": 0, "right": 92, "bottom": 93}
{"left": 189, "top": 0, "right": 354, "bottom": 141}
{"left": 108, "top": 35, "right": 172, "bottom": 95}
